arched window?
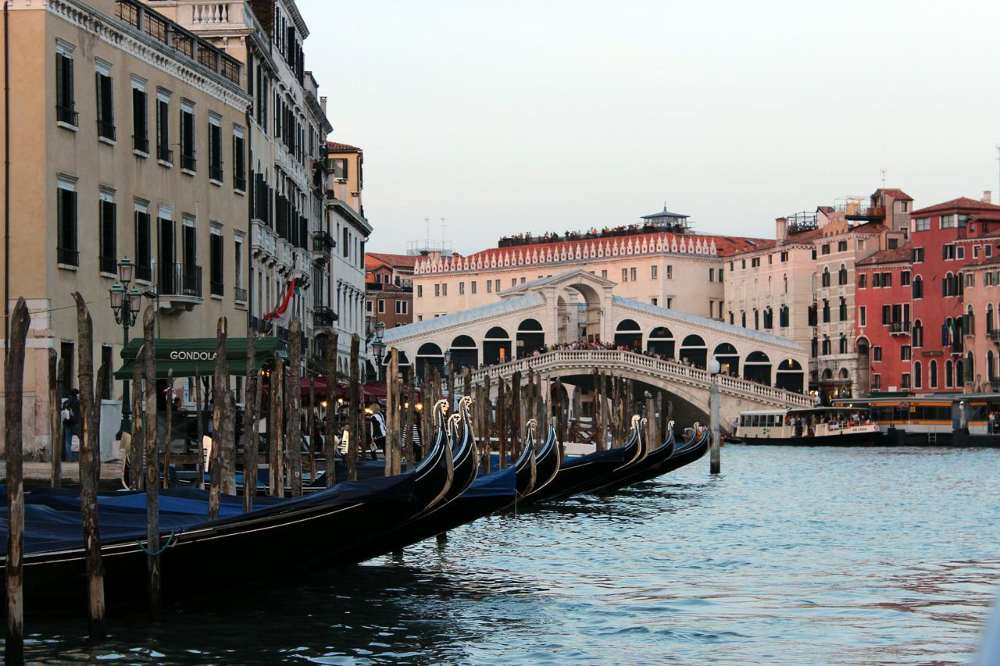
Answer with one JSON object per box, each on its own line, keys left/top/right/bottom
{"left": 679, "top": 334, "right": 708, "bottom": 369}
{"left": 728, "top": 311, "right": 734, "bottom": 325}
{"left": 763, "top": 307, "right": 773, "bottom": 330}
{"left": 713, "top": 343, "right": 739, "bottom": 376}
{"left": 647, "top": 326, "right": 675, "bottom": 358}
{"left": 808, "top": 302, "right": 818, "bottom": 326}
{"left": 614, "top": 319, "right": 642, "bottom": 350}
{"left": 912, "top": 275, "right": 923, "bottom": 299}
{"left": 912, "top": 320, "right": 923, "bottom": 348}
{"left": 945, "top": 360, "right": 953, "bottom": 388}
{"left": 988, "top": 304, "right": 995, "bottom": 333}
{"left": 839, "top": 297, "right": 847, "bottom": 322}
{"left": 741, "top": 311, "right": 747, "bottom": 328}
{"left": 839, "top": 334, "right": 848, "bottom": 354}
{"left": 811, "top": 337, "right": 818, "bottom": 357}
{"left": 754, "top": 308, "right": 760, "bottom": 330}
{"left": 966, "top": 351, "right": 974, "bottom": 385}
{"left": 822, "top": 267, "right": 831, "bottom": 288}
{"left": 450, "top": 335, "right": 478, "bottom": 370}
{"left": 779, "top": 305, "right": 789, "bottom": 328}
{"left": 821, "top": 336, "right": 831, "bottom": 356}
{"left": 989, "top": 350, "right": 996, "bottom": 381}
{"left": 838, "top": 264, "right": 848, "bottom": 285}
{"left": 822, "top": 299, "right": 830, "bottom": 323}
{"left": 914, "top": 361, "right": 922, "bottom": 388}
{"left": 930, "top": 360, "right": 938, "bottom": 388}
{"left": 783, "top": 274, "right": 788, "bottom": 294}
{"left": 966, "top": 305, "right": 976, "bottom": 337}
{"left": 744, "top": 351, "right": 772, "bottom": 385}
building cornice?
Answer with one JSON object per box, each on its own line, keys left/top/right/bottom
{"left": 33, "top": 0, "right": 250, "bottom": 111}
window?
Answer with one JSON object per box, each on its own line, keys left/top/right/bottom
{"left": 941, "top": 214, "right": 957, "bottom": 229}
{"left": 859, "top": 306, "right": 866, "bottom": 327}
{"left": 912, "top": 321, "right": 923, "bottom": 347}
{"left": 471, "top": 281, "right": 477, "bottom": 294}
{"left": 873, "top": 346, "right": 882, "bottom": 361}
{"left": 55, "top": 42, "right": 76, "bottom": 126}
{"left": 434, "top": 283, "right": 440, "bottom": 297}
{"left": 913, "top": 247, "right": 925, "bottom": 262}
{"left": 881, "top": 272, "right": 892, "bottom": 287}
{"left": 821, "top": 243, "right": 830, "bottom": 255}
{"left": 459, "top": 281, "right": 465, "bottom": 295}
{"left": 822, "top": 299, "right": 830, "bottom": 323}
{"left": 839, "top": 335, "right": 848, "bottom": 354}
{"left": 331, "top": 158, "right": 348, "bottom": 179}
{"left": 838, "top": 240, "right": 847, "bottom": 252}
{"left": 651, "top": 297, "right": 658, "bottom": 306}
{"left": 417, "top": 285, "right": 423, "bottom": 298}
{"left": 442, "top": 283, "right": 448, "bottom": 296}
{"left": 838, "top": 265, "right": 848, "bottom": 285}
{"left": 839, "top": 297, "right": 847, "bottom": 321}
{"left": 234, "top": 235, "right": 245, "bottom": 301}
{"left": 888, "top": 238, "right": 898, "bottom": 250}
{"left": 511, "top": 278, "right": 517, "bottom": 287}
{"left": 209, "top": 226, "right": 223, "bottom": 297}
{"left": 395, "top": 300, "right": 408, "bottom": 315}
{"left": 342, "top": 227, "right": 349, "bottom": 257}
{"left": 901, "top": 373, "right": 911, "bottom": 389}
{"left": 943, "top": 244, "right": 956, "bottom": 260}
{"left": 208, "top": 114, "right": 222, "bottom": 182}
{"left": 134, "top": 202, "right": 152, "bottom": 281}
{"left": 377, "top": 299, "right": 385, "bottom": 314}
{"left": 872, "top": 374, "right": 881, "bottom": 390}
{"left": 912, "top": 275, "right": 923, "bottom": 299}
{"left": 988, "top": 245, "right": 994, "bottom": 257}
{"left": 57, "top": 177, "right": 78, "bottom": 266}
{"left": 630, "top": 267, "right": 637, "bottom": 281}
{"left": 872, "top": 272, "right": 881, "bottom": 288}
{"left": 751, "top": 258, "right": 760, "bottom": 268}
{"left": 233, "top": 126, "right": 246, "bottom": 191}
{"left": 901, "top": 345, "right": 911, "bottom": 361}
{"left": 486, "top": 280, "right": 492, "bottom": 294}
{"left": 930, "top": 360, "right": 938, "bottom": 388}
{"left": 98, "top": 190, "right": 116, "bottom": 274}
{"left": 156, "top": 91, "right": 171, "bottom": 163}
{"left": 622, "top": 268, "right": 628, "bottom": 282}
{"left": 914, "top": 217, "right": 930, "bottom": 231}
{"left": 822, "top": 268, "right": 831, "bottom": 288}
{"left": 858, "top": 273, "right": 867, "bottom": 288}
{"left": 666, "top": 265, "right": 673, "bottom": 279}
{"left": 131, "top": 78, "right": 148, "bottom": 153}
{"left": 95, "top": 60, "right": 115, "bottom": 141}
{"left": 914, "top": 362, "right": 922, "bottom": 389}
{"left": 900, "top": 271, "right": 911, "bottom": 286}
{"left": 780, "top": 251, "right": 788, "bottom": 262}
{"left": 651, "top": 265, "right": 658, "bottom": 279}
{"left": 494, "top": 279, "right": 500, "bottom": 292}
{"left": 601, "top": 270, "right": 608, "bottom": 279}
{"left": 957, "top": 246, "right": 965, "bottom": 260}
{"left": 180, "top": 100, "right": 196, "bottom": 171}
{"left": 181, "top": 217, "right": 198, "bottom": 295}
{"left": 821, "top": 336, "right": 831, "bottom": 355}
{"left": 882, "top": 304, "right": 891, "bottom": 325}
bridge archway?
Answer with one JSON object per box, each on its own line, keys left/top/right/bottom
{"left": 679, "top": 334, "right": 707, "bottom": 369}
{"left": 744, "top": 351, "right": 772, "bottom": 385}
{"left": 555, "top": 280, "right": 605, "bottom": 344}
{"left": 450, "top": 335, "right": 478, "bottom": 370}
{"left": 776, "top": 358, "right": 804, "bottom": 393}
{"left": 416, "top": 343, "right": 444, "bottom": 380}
{"left": 713, "top": 342, "right": 739, "bottom": 377}
{"left": 614, "top": 319, "right": 642, "bottom": 350}
{"left": 516, "top": 318, "right": 545, "bottom": 358}
{"left": 483, "top": 326, "right": 512, "bottom": 365}
{"left": 647, "top": 326, "right": 675, "bottom": 359}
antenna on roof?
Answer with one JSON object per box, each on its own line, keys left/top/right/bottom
{"left": 440, "top": 217, "right": 447, "bottom": 253}
{"left": 880, "top": 168, "right": 886, "bottom": 187}
{"left": 424, "top": 216, "right": 431, "bottom": 249}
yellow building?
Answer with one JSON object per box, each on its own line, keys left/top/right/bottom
{"left": 0, "top": 0, "right": 251, "bottom": 457}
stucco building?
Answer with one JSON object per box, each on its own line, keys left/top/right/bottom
{"left": 366, "top": 252, "right": 415, "bottom": 330}
{"left": 0, "top": 0, "right": 252, "bottom": 455}
{"left": 412, "top": 208, "right": 767, "bottom": 324}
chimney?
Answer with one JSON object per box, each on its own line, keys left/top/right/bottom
{"left": 775, "top": 217, "right": 788, "bottom": 243}
{"left": 984, "top": 190, "right": 993, "bottom": 204}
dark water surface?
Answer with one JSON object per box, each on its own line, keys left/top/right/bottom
{"left": 20, "top": 446, "right": 1000, "bottom": 664}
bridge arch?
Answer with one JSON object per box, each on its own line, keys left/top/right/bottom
{"left": 516, "top": 318, "right": 545, "bottom": 358}
{"left": 744, "top": 351, "right": 772, "bottom": 385}
{"left": 483, "top": 326, "right": 512, "bottom": 365}
{"left": 615, "top": 319, "right": 643, "bottom": 350}
{"left": 679, "top": 334, "right": 707, "bottom": 368}
{"left": 450, "top": 335, "right": 478, "bottom": 370}
{"left": 647, "top": 326, "right": 675, "bottom": 359}
{"left": 713, "top": 342, "right": 739, "bottom": 376}
{"left": 416, "top": 342, "right": 444, "bottom": 379}
{"left": 776, "top": 358, "right": 804, "bottom": 393}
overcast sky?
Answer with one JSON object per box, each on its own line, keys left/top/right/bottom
{"left": 305, "top": 0, "right": 1000, "bottom": 254}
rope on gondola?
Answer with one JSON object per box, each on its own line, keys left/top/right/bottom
{"left": 138, "top": 530, "right": 179, "bottom": 557}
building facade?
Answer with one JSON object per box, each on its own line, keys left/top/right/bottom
{"left": 0, "top": 0, "right": 251, "bottom": 455}
{"left": 365, "top": 252, "right": 415, "bottom": 330}
{"left": 148, "top": 0, "right": 336, "bottom": 366}
{"left": 327, "top": 142, "right": 372, "bottom": 376}
{"left": 412, "top": 209, "right": 767, "bottom": 325}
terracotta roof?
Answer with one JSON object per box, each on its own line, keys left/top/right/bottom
{"left": 848, "top": 221, "right": 886, "bottom": 235}
{"left": 857, "top": 242, "right": 913, "bottom": 267}
{"left": 911, "top": 197, "right": 1000, "bottom": 216}
{"left": 366, "top": 252, "right": 418, "bottom": 270}
{"left": 875, "top": 188, "right": 913, "bottom": 201}
{"left": 327, "top": 141, "right": 362, "bottom": 153}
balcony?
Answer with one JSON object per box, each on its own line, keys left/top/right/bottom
{"left": 275, "top": 239, "right": 294, "bottom": 274}
{"left": 293, "top": 248, "right": 312, "bottom": 278}
{"left": 97, "top": 120, "right": 116, "bottom": 142}
{"left": 989, "top": 329, "right": 1000, "bottom": 344}
{"left": 313, "top": 306, "right": 337, "bottom": 328}
{"left": 209, "top": 162, "right": 223, "bottom": 183}
{"left": 252, "top": 220, "right": 276, "bottom": 264}
{"left": 56, "top": 104, "right": 78, "bottom": 127}
{"left": 158, "top": 262, "right": 203, "bottom": 311}
{"left": 234, "top": 286, "right": 248, "bottom": 304}
{"left": 133, "top": 134, "right": 149, "bottom": 154}
{"left": 157, "top": 145, "right": 173, "bottom": 165}
{"left": 889, "top": 321, "right": 911, "bottom": 336}
{"left": 181, "top": 153, "right": 196, "bottom": 172}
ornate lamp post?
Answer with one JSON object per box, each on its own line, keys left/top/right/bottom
{"left": 109, "top": 257, "right": 149, "bottom": 434}
{"left": 370, "top": 320, "right": 386, "bottom": 382}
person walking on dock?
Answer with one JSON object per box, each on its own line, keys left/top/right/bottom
{"left": 369, "top": 403, "right": 387, "bottom": 459}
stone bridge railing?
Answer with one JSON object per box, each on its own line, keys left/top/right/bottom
{"left": 466, "top": 349, "right": 814, "bottom": 410}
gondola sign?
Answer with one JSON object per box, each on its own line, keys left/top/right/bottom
{"left": 114, "top": 336, "right": 287, "bottom": 379}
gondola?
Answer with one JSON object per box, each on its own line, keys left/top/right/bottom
{"left": 330, "top": 398, "right": 481, "bottom": 564}
{"left": 1, "top": 411, "right": 454, "bottom": 604}
{"left": 523, "top": 422, "right": 561, "bottom": 501}
{"left": 594, "top": 422, "right": 677, "bottom": 494}
{"left": 525, "top": 415, "right": 645, "bottom": 503}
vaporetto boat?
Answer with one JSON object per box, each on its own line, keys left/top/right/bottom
{"left": 734, "top": 407, "right": 882, "bottom": 446}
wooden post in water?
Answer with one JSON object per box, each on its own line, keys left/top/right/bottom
{"left": 242, "top": 330, "right": 258, "bottom": 511}
{"left": 510, "top": 371, "right": 522, "bottom": 458}
{"left": 287, "top": 319, "right": 303, "bottom": 497}
{"left": 270, "top": 356, "right": 285, "bottom": 497}
{"left": 400, "top": 383, "right": 414, "bottom": 470}
{"left": 71, "top": 293, "right": 106, "bottom": 641}
{"left": 163, "top": 369, "right": 174, "bottom": 489}
{"left": 710, "top": 372, "right": 721, "bottom": 475}
{"left": 324, "top": 334, "right": 337, "bottom": 487}
{"left": 644, "top": 391, "right": 655, "bottom": 452}
{"left": 385, "top": 348, "right": 399, "bottom": 476}
{"left": 307, "top": 374, "right": 317, "bottom": 484}
{"left": 131, "top": 358, "right": 144, "bottom": 490}
{"left": 496, "top": 379, "right": 507, "bottom": 468}
{"left": 194, "top": 370, "right": 204, "bottom": 490}
{"left": 5, "top": 299, "right": 29, "bottom": 663}
{"left": 209, "top": 317, "right": 228, "bottom": 518}
{"left": 482, "top": 374, "right": 492, "bottom": 471}
{"left": 49, "top": 350, "right": 62, "bottom": 488}
{"left": 553, "top": 378, "right": 566, "bottom": 458}
{"left": 347, "top": 335, "right": 361, "bottom": 481}
{"left": 140, "top": 306, "right": 161, "bottom": 618}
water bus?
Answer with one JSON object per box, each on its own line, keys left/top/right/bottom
{"left": 834, "top": 393, "right": 1000, "bottom": 446}
{"left": 734, "top": 407, "right": 882, "bottom": 445}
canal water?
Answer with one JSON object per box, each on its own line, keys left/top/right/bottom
{"left": 20, "top": 446, "right": 1000, "bottom": 664}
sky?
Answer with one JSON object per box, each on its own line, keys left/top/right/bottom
{"left": 304, "top": 0, "right": 1000, "bottom": 254}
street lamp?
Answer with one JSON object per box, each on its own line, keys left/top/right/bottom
{"left": 108, "top": 256, "right": 150, "bottom": 435}
{"left": 369, "top": 319, "right": 386, "bottom": 381}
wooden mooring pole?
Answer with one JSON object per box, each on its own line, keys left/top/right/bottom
{"left": 269, "top": 355, "right": 284, "bottom": 497}
{"left": 209, "top": 317, "right": 227, "bottom": 518}
{"left": 242, "top": 330, "right": 259, "bottom": 512}
{"left": 287, "top": 319, "right": 303, "bottom": 497}
{"left": 5, "top": 299, "right": 29, "bottom": 663}
{"left": 710, "top": 373, "right": 721, "bottom": 474}
{"left": 71, "top": 293, "right": 105, "bottom": 641}
{"left": 194, "top": 369, "right": 204, "bottom": 490}
{"left": 48, "top": 350, "right": 62, "bottom": 488}
{"left": 323, "top": 333, "right": 337, "bottom": 487}
{"left": 348, "top": 335, "right": 361, "bottom": 481}
{"left": 162, "top": 369, "right": 173, "bottom": 489}
{"left": 141, "top": 307, "right": 161, "bottom": 618}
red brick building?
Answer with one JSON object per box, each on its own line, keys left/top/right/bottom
{"left": 855, "top": 195, "right": 1000, "bottom": 393}
{"left": 365, "top": 252, "right": 416, "bottom": 329}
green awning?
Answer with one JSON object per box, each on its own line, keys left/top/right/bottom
{"left": 114, "top": 337, "right": 288, "bottom": 380}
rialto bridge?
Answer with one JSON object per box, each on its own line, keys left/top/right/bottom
{"left": 382, "top": 269, "right": 811, "bottom": 425}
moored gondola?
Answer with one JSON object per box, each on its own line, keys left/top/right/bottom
{"left": 0, "top": 410, "right": 454, "bottom": 605}
{"left": 595, "top": 423, "right": 677, "bottom": 494}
